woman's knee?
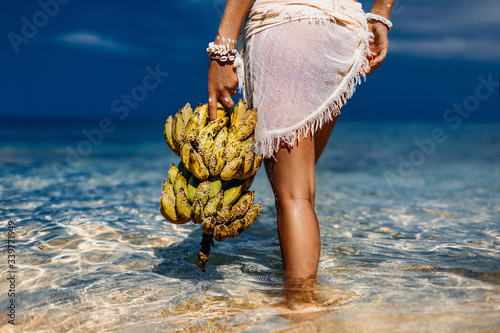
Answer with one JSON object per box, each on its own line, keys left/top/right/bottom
{"left": 275, "top": 190, "right": 316, "bottom": 211}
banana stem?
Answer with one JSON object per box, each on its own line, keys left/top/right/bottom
{"left": 197, "top": 232, "right": 214, "bottom": 272}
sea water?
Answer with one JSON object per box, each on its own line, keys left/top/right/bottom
{"left": 0, "top": 119, "right": 499, "bottom": 332}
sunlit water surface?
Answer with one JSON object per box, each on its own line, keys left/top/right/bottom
{"left": 0, "top": 120, "right": 499, "bottom": 332}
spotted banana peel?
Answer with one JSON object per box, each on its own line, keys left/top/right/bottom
{"left": 161, "top": 100, "right": 263, "bottom": 271}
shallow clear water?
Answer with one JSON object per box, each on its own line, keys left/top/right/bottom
{"left": 0, "top": 119, "right": 499, "bottom": 332}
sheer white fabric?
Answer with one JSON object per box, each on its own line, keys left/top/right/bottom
{"left": 238, "top": 0, "right": 372, "bottom": 158}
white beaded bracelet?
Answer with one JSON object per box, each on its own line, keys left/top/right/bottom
{"left": 207, "top": 41, "right": 238, "bottom": 63}
{"left": 365, "top": 13, "right": 393, "bottom": 31}
{"left": 208, "top": 52, "right": 237, "bottom": 62}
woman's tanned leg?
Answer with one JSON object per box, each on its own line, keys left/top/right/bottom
{"left": 314, "top": 115, "right": 339, "bottom": 164}
{"left": 265, "top": 115, "right": 340, "bottom": 279}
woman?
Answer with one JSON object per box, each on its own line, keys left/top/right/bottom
{"left": 207, "top": 0, "right": 394, "bottom": 282}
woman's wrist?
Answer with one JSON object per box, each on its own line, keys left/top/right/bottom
{"left": 214, "top": 35, "right": 237, "bottom": 48}
{"left": 365, "top": 13, "right": 393, "bottom": 31}
{"left": 370, "top": 0, "right": 394, "bottom": 19}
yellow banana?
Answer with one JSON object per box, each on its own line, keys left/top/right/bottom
{"left": 217, "top": 102, "right": 227, "bottom": 118}
{"left": 193, "top": 103, "right": 204, "bottom": 114}
{"left": 198, "top": 135, "right": 214, "bottom": 167}
{"left": 160, "top": 191, "right": 187, "bottom": 224}
{"left": 204, "top": 190, "right": 223, "bottom": 217}
{"left": 167, "top": 163, "right": 179, "bottom": 184}
{"left": 225, "top": 139, "right": 242, "bottom": 162}
{"left": 239, "top": 137, "right": 255, "bottom": 156}
{"left": 216, "top": 205, "right": 233, "bottom": 225}
{"left": 228, "top": 126, "right": 238, "bottom": 142}
{"left": 197, "top": 103, "right": 209, "bottom": 134}
{"left": 235, "top": 108, "right": 258, "bottom": 141}
{"left": 175, "top": 188, "right": 192, "bottom": 221}
{"left": 223, "top": 183, "right": 242, "bottom": 207}
{"left": 160, "top": 191, "right": 177, "bottom": 223}
{"left": 198, "top": 136, "right": 215, "bottom": 166}
{"left": 231, "top": 191, "right": 255, "bottom": 220}
{"left": 180, "top": 103, "right": 193, "bottom": 125}
{"left": 242, "top": 151, "right": 255, "bottom": 175}
{"left": 173, "top": 172, "right": 188, "bottom": 196}
{"left": 202, "top": 216, "right": 216, "bottom": 235}
{"left": 213, "top": 224, "right": 229, "bottom": 242}
{"left": 232, "top": 163, "right": 245, "bottom": 180}
{"left": 253, "top": 154, "right": 263, "bottom": 172}
{"left": 184, "top": 111, "right": 200, "bottom": 142}
{"left": 172, "top": 112, "right": 185, "bottom": 147}
{"left": 220, "top": 156, "right": 243, "bottom": 181}
{"left": 230, "top": 99, "right": 246, "bottom": 129}
{"left": 197, "top": 117, "right": 228, "bottom": 147}
{"left": 217, "top": 110, "right": 226, "bottom": 119}
{"left": 164, "top": 116, "right": 180, "bottom": 155}
{"left": 208, "top": 177, "right": 222, "bottom": 199}
{"left": 163, "top": 180, "right": 176, "bottom": 200}
{"left": 191, "top": 200, "right": 205, "bottom": 224}
{"left": 188, "top": 147, "right": 210, "bottom": 181}
{"left": 180, "top": 141, "right": 192, "bottom": 171}
{"left": 236, "top": 154, "right": 263, "bottom": 180}
{"left": 243, "top": 203, "right": 262, "bottom": 229}
{"left": 209, "top": 127, "right": 228, "bottom": 176}
{"left": 227, "top": 219, "right": 245, "bottom": 238}
{"left": 193, "top": 180, "right": 210, "bottom": 206}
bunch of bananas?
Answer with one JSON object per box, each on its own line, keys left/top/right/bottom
{"left": 161, "top": 100, "right": 263, "bottom": 271}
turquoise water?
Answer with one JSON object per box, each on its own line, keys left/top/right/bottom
{"left": 0, "top": 119, "right": 499, "bottom": 332}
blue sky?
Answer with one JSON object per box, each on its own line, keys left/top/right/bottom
{"left": 1, "top": 0, "right": 499, "bottom": 122}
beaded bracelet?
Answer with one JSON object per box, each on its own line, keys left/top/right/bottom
{"left": 207, "top": 41, "right": 238, "bottom": 63}
{"left": 365, "top": 13, "right": 393, "bottom": 31}
{"left": 208, "top": 52, "right": 237, "bottom": 63}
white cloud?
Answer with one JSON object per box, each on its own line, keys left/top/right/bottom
{"left": 394, "top": 4, "right": 500, "bottom": 35}
{"left": 386, "top": 0, "right": 500, "bottom": 61}
{"left": 390, "top": 37, "right": 500, "bottom": 62}
{"left": 57, "top": 31, "right": 151, "bottom": 55}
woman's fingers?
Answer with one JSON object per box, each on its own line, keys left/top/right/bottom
{"left": 208, "top": 96, "right": 218, "bottom": 121}
{"left": 364, "top": 22, "right": 389, "bottom": 74}
{"left": 208, "top": 60, "right": 239, "bottom": 120}
{"left": 373, "top": 48, "right": 387, "bottom": 70}
{"left": 367, "top": 47, "right": 387, "bottom": 72}
{"left": 222, "top": 96, "right": 235, "bottom": 109}
{"left": 208, "top": 95, "right": 235, "bottom": 120}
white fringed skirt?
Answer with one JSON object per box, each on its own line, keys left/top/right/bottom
{"left": 240, "top": 0, "right": 372, "bottom": 158}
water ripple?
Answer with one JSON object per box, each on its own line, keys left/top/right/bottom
{"left": 0, "top": 121, "right": 499, "bottom": 332}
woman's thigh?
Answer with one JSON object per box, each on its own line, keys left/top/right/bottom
{"left": 265, "top": 133, "right": 316, "bottom": 203}
{"left": 264, "top": 116, "right": 338, "bottom": 202}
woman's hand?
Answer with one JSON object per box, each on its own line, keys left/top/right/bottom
{"left": 205, "top": 0, "right": 254, "bottom": 120}
{"left": 365, "top": 21, "right": 389, "bottom": 73}
{"left": 208, "top": 60, "right": 239, "bottom": 121}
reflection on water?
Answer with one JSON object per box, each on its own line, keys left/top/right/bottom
{"left": 0, "top": 121, "right": 499, "bottom": 332}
